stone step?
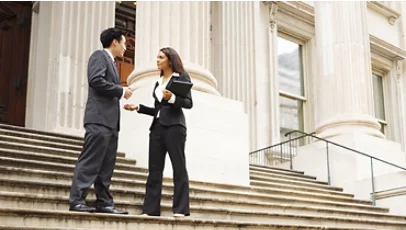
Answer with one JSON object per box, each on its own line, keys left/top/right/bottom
{"left": 249, "top": 183, "right": 353, "bottom": 199}
{"left": 0, "top": 156, "right": 142, "bottom": 174}
{"left": 249, "top": 165, "right": 316, "bottom": 179}
{"left": 250, "top": 164, "right": 306, "bottom": 174}
{"left": 0, "top": 227, "right": 97, "bottom": 230}
{"left": 0, "top": 148, "right": 136, "bottom": 166}
{"left": 0, "top": 140, "right": 126, "bottom": 158}
{"left": 0, "top": 158, "right": 149, "bottom": 178}
{"left": 0, "top": 166, "right": 354, "bottom": 202}
{"left": 0, "top": 156, "right": 355, "bottom": 201}
{"left": 1, "top": 192, "right": 405, "bottom": 229}
{"left": 249, "top": 174, "right": 343, "bottom": 192}
{"left": 0, "top": 128, "right": 83, "bottom": 146}
{"left": 0, "top": 191, "right": 406, "bottom": 223}
{"left": 0, "top": 178, "right": 383, "bottom": 213}
{"left": 0, "top": 166, "right": 252, "bottom": 195}
{"left": 250, "top": 170, "right": 327, "bottom": 185}
{"left": 0, "top": 124, "right": 83, "bottom": 141}
{"left": 0, "top": 134, "right": 83, "bottom": 151}
{"left": 0, "top": 208, "right": 390, "bottom": 230}
{"left": 0, "top": 158, "right": 345, "bottom": 198}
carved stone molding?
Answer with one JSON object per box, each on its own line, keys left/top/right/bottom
{"left": 273, "top": 1, "right": 315, "bottom": 41}
{"left": 367, "top": 1, "right": 400, "bottom": 25}
{"left": 263, "top": 1, "right": 278, "bottom": 31}
{"left": 395, "top": 60, "right": 402, "bottom": 81}
{"left": 276, "top": 1, "right": 314, "bottom": 25}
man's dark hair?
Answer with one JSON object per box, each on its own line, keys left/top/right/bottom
{"left": 100, "top": 28, "right": 124, "bottom": 48}
{"left": 159, "top": 47, "right": 185, "bottom": 76}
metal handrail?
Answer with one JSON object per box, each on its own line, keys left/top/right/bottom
{"left": 285, "top": 130, "right": 406, "bottom": 171}
{"left": 250, "top": 134, "right": 309, "bottom": 153}
{"left": 249, "top": 129, "right": 406, "bottom": 206}
{"left": 284, "top": 130, "right": 406, "bottom": 205}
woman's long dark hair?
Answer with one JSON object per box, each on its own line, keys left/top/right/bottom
{"left": 159, "top": 47, "right": 185, "bottom": 76}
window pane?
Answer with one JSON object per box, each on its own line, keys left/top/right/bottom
{"left": 372, "top": 74, "right": 385, "bottom": 120}
{"left": 277, "top": 36, "right": 304, "bottom": 97}
{"left": 279, "top": 96, "right": 304, "bottom": 140}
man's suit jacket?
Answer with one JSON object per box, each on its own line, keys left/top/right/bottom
{"left": 84, "top": 50, "right": 123, "bottom": 131}
{"left": 138, "top": 72, "right": 193, "bottom": 130}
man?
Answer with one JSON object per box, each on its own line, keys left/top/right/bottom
{"left": 69, "top": 28, "right": 132, "bottom": 215}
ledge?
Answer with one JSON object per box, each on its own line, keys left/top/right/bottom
{"left": 275, "top": 1, "right": 314, "bottom": 25}
{"left": 370, "top": 35, "right": 406, "bottom": 60}
{"left": 367, "top": 1, "right": 400, "bottom": 25}
{"left": 268, "top": 1, "right": 315, "bottom": 40}
{"left": 375, "top": 186, "right": 406, "bottom": 200}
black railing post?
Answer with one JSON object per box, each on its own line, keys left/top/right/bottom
{"left": 371, "top": 158, "right": 376, "bottom": 206}
{"left": 289, "top": 134, "right": 293, "bottom": 170}
{"left": 280, "top": 144, "right": 283, "bottom": 164}
{"left": 326, "top": 142, "right": 331, "bottom": 185}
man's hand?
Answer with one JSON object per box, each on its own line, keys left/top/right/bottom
{"left": 162, "top": 89, "right": 172, "bottom": 101}
{"left": 123, "top": 104, "right": 138, "bottom": 111}
{"left": 124, "top": 88, "right": 133, "bottom": 99}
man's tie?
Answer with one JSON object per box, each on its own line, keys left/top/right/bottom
{"left": 112, "top": 60, "right": 119, "bottom": 82}
{"left": 113, "top": 60, "right": 117, "bottom": 70}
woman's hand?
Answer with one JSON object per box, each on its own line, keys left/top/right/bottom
{"left": 123, "top": 104, "right": 138, "bottom": 111}
{"left": 162, "top": 89, "right": 173, "bottom": 100}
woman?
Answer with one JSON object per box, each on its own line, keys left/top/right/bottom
{"left": 124, "top": 47, "right": 192, "bottom": 218}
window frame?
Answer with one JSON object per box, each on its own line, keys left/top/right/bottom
{"left": 277, "top": 32, "right": 307, "bottom": 140}
{"left": 372, "top": 69, "right": 388, "bottom": 135}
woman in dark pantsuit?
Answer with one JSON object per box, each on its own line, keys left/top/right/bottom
{"left": 124, "top": 47, "right": 192, "bottom": 218}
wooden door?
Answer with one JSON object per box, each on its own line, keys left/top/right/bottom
{"left": 0, "top": 2, "right": 32, "bottom": 127}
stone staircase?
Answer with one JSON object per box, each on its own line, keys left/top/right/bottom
{"left": 0, "top": 124, "right": 405, "bottom": 229}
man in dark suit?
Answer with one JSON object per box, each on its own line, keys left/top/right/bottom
{"left": 69, "top": 28, "right": 131, "bottom": 215}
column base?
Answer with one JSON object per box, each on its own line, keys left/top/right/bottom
{"left": 316, "top": 114, "right": 385, "bottom": 139}
{"left": 118, "top": 85, "right": 250, "bottom": 186}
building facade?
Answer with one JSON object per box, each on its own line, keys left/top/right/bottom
{"left": 3, "top": 1, "right": 406, "bottom": 214}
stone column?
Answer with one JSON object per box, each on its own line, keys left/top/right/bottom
{"left": 211, "top": 1, "right": 263, "bottom": 151}
{"left": 210, "top": 2, "right": 279, "bottom": 150}
{"left": 26, "top": 1, "right": 115, "bottom": 135}
{"left": 314, "top": 1, "right": 384, "bottom": 139}
{"left": 128, "top": 1, "right": 219, "bottom": 95}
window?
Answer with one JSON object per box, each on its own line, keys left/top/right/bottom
{"left": 277, "top": 35, "right": 305, "bottom": 141}
{"left": 372, "top": 73, "right": 386, "bottom": 134}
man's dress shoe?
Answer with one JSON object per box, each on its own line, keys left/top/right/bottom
{"left": 96, "top": 206, "right": 128, "bottom": 215}
{"left": 69, "top": 204, "right": 95, "bottom": 212}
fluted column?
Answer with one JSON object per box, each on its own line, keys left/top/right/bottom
{"left": 26, "top": 1, "right": 115, "bottom": 134}
{"left": 211, "top": 2, "right": 271, "bottom": 150}
{"left": 128, "top": 1, "right": 219, "bottom": 95}
{"left": 314, "top": 1, "right": 384, "bottom": 138}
